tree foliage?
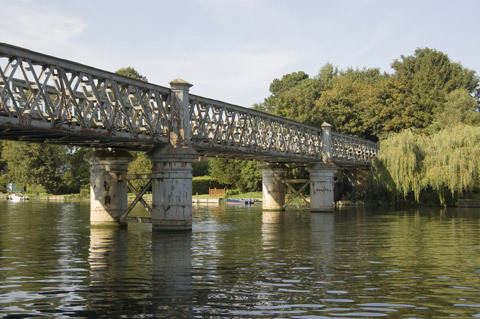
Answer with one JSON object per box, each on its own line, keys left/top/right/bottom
{"left": 373, "top": 124, "right": 480, "bottom": 205}
{"left": 261, "top": 48, "right": 479, "bottom": 141}
{"left": 115, "top": 66, "right": 148, "bottom": 82}
{"left": 209, "top": 158, "right": 262, "bottom": 192}
{"left": 62, "top": 147, "right": 90, "bottom": 193}
{"left": 1, "top": 141, "right": 68, "bottom": 194}
{"left": 259, "top": 47, "right": 480, "bottom": 204}
{"left": 127, "top": 152, "right": 152, "bottom": 191}
{"left": 370, "top": 48, "right": 480, "bottom": 136}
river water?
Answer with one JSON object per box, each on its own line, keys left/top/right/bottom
{"left": 1, "top": 201, "right": 480, "bottom": 318}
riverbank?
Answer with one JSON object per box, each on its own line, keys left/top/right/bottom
{"left": 0, "top": 194, "right": 90, "bottom": 201}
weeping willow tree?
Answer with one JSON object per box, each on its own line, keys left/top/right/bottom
{"left": 373, "top": 129, "right": 424, "bottom": 202}
{"left": 422, "top": 125, "right": 480, "bottom": 203}
{"left": 373, "top": 124, "right": 480, "bottom": 205}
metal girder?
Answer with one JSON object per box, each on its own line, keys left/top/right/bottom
{"left": 0, "top": 42, "right": 379, "bottom": 166}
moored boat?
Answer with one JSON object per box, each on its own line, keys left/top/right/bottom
{"left": 8, "top": 193, "right": 29, "bottom": 201}
{"left": 225, "top": 198, "right": 254, "bottom": 205}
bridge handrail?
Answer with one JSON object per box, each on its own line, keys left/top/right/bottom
{"left": 0, "top": 42, "right": 171, "bottom": 142}
{"left": 189, "top": 94, "right": 324, "bottom": 159}
{"left": 0, "top": 43, "right": 171, "bottom": 94}
{"left": 331, "top": 131, "right": 379, "bottom": 165}
{"left": 0, "top": 42, "right": 379, "bottom": 165}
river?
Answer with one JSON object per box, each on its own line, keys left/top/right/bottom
{"left": 0, "top": 201, "right": 479, "bottom": 318}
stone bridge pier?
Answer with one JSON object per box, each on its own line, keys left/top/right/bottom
{"left": 260, "top": 123, "right": 337, "bottom": 212}
{"left": 86, "top": 79, "right": 197, "bottom": 229}
{"left": 85, "top": 149, "right": 133, "bottom": 226}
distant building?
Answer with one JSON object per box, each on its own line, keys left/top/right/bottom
{"left": 7, "top": 183, "right": 25, "bottom": 193}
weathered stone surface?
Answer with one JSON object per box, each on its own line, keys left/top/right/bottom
{"left": 308, "top": 162, "right": 337, "bottom": 211}
{"left": 260, "top": 163, "right": 287, "bottom": 211}
{"left": 85, "top": 149, "right": 133, "bottom": 226}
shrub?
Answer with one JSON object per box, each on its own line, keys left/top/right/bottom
{"left": 192, "top": 176, "right": 224, "bottom": 195}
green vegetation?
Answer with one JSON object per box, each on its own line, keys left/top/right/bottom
{"left": 1, "top": 49, "right": 479, "bottom": 207}
{"left": 255, "top": 47, "right": 480, "bottom": 206}
{"left": 192, "top": 176, "right": 224, "bottom": 195}
{"left": 0, "top": 142, "right": 89, "bottom": 194}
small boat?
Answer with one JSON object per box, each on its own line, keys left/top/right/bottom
{"left": 226, "top": 198, "right": 254, "bottom": 206}
{"left": 8, "top": 193, "right": 29, "bottom": 201}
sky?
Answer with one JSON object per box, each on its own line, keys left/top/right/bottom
{"left": 0, "top": 0, "right": 478, "bottom": 107}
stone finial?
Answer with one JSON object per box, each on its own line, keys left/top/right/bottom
{"left": 321, "top": 122, "right": 332, "bottom": 128}
{"left": 169, "top": 78, "right": 193, "bottom": 90}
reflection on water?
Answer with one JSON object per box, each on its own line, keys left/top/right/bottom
{"left": 1, "top": 202, "right": 480, "bottom": 318}
{"left": 87, "top": 225, "right": 192, "bottom": 317}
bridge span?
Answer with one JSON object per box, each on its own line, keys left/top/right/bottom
{"left": 0, "top": 43, "right": 378, "bottom": 230}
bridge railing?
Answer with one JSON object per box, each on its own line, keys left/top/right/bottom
{"left": 189, "top": 95, "right": 379, "bottom": 165}
{"left": 0, "top": 43, "right": 378, "bottom": 165}
{"left": 331, "top": 132, "right": 379, "bottom": 166}
{"left": 189, "top": 94, "right": 323, "bottom": 160}
{"left": 0, "top": 43, "right": 171, "bottom": 143}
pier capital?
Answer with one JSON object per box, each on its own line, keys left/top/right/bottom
{"left": 169, "top": 78, "right": 193, "bottom": 90}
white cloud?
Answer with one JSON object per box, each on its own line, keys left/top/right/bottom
{"left": 0, "top": 0, "right": 85, "bottom": 51}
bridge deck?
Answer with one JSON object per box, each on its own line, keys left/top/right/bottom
{"left": 0, "top": 43, "right": 378, "bottom": 166}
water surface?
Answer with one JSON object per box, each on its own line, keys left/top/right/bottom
{"left": 1, "top": 201, "right": 480, "bottom": 318}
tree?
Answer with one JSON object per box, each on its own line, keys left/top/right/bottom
{"left": 1, "top": 141, "right": 67, "bottom": 194}
{"left": 209, "top": 158, "right": 262, "bottom": 192}
{"left": 62, "top": 147, "right": 90, "bottom": 193}
{"left": 263, "top": 71, "right": 322, "bottom": 124}
{"left": 315, "top": 68, "right": 385, "bottom": 139}
{"left": 127, "top": 152, "right": 152, "bottom": 191}
{"left": 193, "top": 159, "right": 209, "bottom": 176}
{"left": 431, "top": 89, "right": 480, "bottom": 131}
{"left": 373, "top": 123, "right": 480, "bottom": 205}
{"left": 376, "top": 48, "right": 480, "bottom": 133}
{"left": 115, "top": 66, "right": 148, "bottom": 82}
{"left": 116, "top": 67, "right": 153, "bottom": 191}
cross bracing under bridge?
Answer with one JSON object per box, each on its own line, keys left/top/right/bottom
{"left": 0, "top": 43, "right": 378, "bottom": 167}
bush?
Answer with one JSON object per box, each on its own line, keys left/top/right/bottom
{"left": 192, "top": 176, "right": 224, "bottom": 195}
{"left": 193, "top": 160, "right": 209, "bottom": 176}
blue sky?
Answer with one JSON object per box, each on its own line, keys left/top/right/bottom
{"left": 1, "top": 0, "right": 478, "bottom": 107}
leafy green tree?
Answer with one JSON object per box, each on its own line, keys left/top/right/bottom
{"left": 315, "top": 68, "right": 385, "bottom": 138}
{"left": 392, "top": 48, "right": 479, "bottom": 97}
{"left": 193, "top": 159, "right": 209, "bottom": 176}
{"left": 1, "top": 141, "right": 67, "bottom": 194}
{"left": 373, "top": 123, "right": 480, "bottom": 205}
{"left": 209, "top": 158, "right": 242, "bottom": 186}
{"left": 263, "top": 71, "right": 322, "bottom": 124}
{"left": 431, "top": 89, "right": 480, "bottom": 131}
{"left": 209, "top": 158, "right": 262, "bottom": 192}
{"left": 62, "top": 147, "right": 90, "bottom": 193}
{"left": 127, "top": 152, "right": 152, "bottom": 191}
{"left": 116, "top": 67, "right": 152, "bottom": 191}
{"left": 115, "top": 66, "right": 148, "bottom": 82}
{"left": 374, "top": 48, "right": 480, "bottom": 134}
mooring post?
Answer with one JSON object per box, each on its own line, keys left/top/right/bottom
{"left": 260, "top": 163, "right": 287, "bottom": 210}
{"left": 308, "top": 122, "right": 337, "bottom": 211}
{"left": 85, "top": 149, "right": 133, "bottom": 226}
{"left": 147, "top": 79, "right": 197, "bottom": 231}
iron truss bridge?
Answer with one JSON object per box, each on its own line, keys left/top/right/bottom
{"left": 0, "top": 43, "right": 378, "bottom": 166}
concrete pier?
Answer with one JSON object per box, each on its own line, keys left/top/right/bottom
{"left": 85, "top": 149, "right": 133, "bottom": 226}
{"left": 261, "top": 163, "right": 287, "bottom": 210}
{"left": 146, "top": 78, "right": 197, "bottom": 231}
{"left": 147, "top": 146, "right": 196, "bottom": 231}
{"left": 308, "top": 162, "right": 337, "bottom": 211}
{"left": 308, "top": 122, "right": 337, "bottom": 211}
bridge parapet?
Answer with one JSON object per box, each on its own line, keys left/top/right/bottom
{"left": 0, "top": 42, "right": 378, "bottom": 167}
{"left": 0, "top": 42, "right": 170, "bottom": 148}
{"left": 189, "top": 94, "right": 323, "bottom": 162}
{"left": 331, "top": 132, "right": 379, "bottom": 166}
